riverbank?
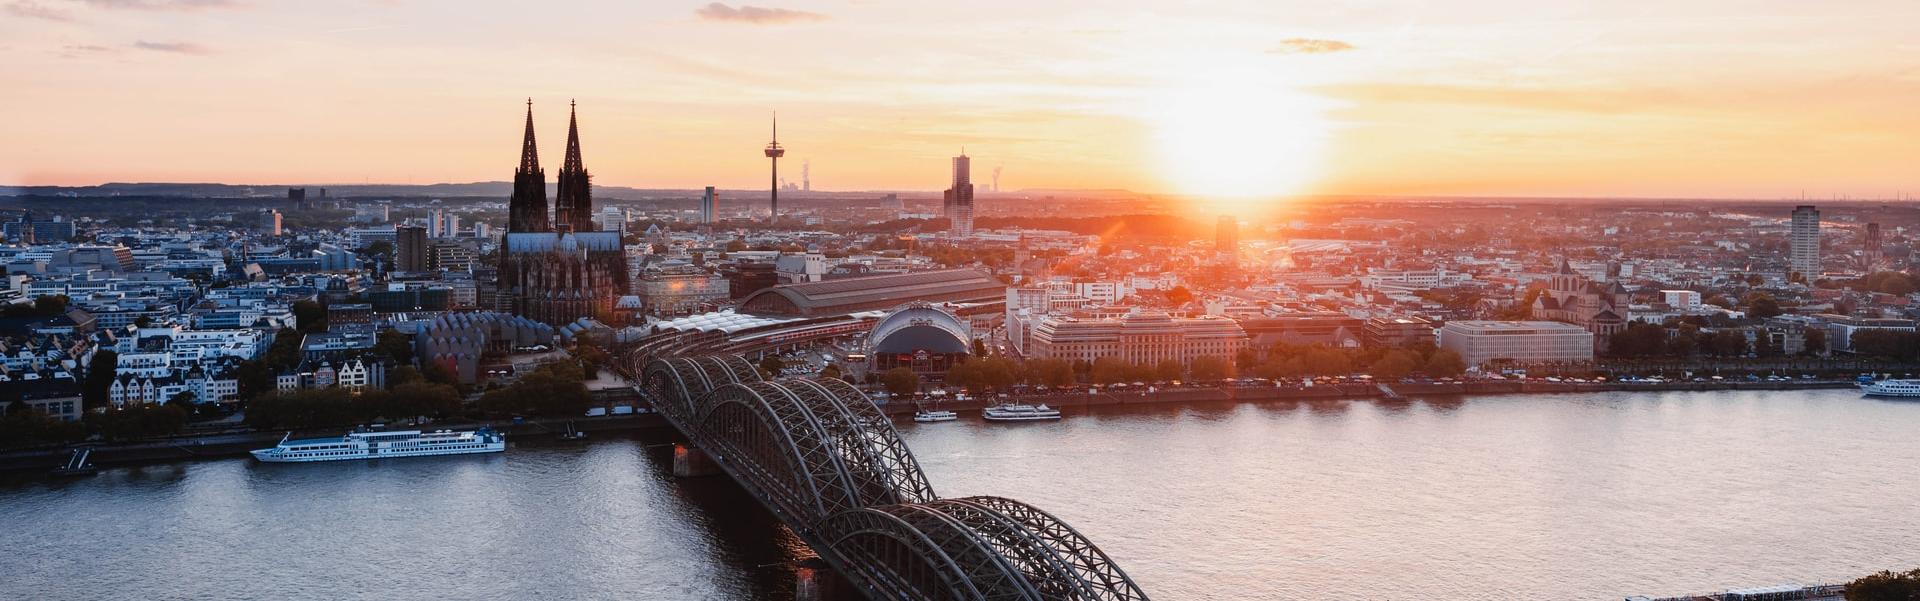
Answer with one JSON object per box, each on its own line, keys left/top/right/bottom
{"left": 0, "top": 413, "right": 672, "bottom": 472}
{"left": 3, "top": 378, "right": 1865, "bottom": 472}
{"left": 875, "top": 378, "right": 1864, "bottom": 416}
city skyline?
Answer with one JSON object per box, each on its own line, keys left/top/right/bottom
{"left": 4, "top": 1, "right": 1919, "bottom": 200}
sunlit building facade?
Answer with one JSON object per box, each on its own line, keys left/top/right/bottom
{"left": 1028, "top": 311, "right": 1247, "bottom": 367}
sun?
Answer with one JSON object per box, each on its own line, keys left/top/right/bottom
{"left": 1149, "top": 61, "right": 1337, "bottom": 208}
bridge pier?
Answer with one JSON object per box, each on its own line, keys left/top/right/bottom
{"left": 672, "top": 443, "right": 720, "bottom": 477}
{"left": 793, "top": 558, "right": 849, "bottom": 601}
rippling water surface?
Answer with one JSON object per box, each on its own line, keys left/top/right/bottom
{"left": 5, "top": 389, "right": 1918, "bottom": 600}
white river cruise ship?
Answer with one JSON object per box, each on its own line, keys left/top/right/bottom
{"left": 251, "top": 428, "right": 506, "bottom": 463}
{"left": 1860, "top": 379, "right": 1920, "bottom": 399}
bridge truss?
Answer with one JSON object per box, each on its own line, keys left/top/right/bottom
{"left": 630, "top": 354, "right": 1150, "bottom": 601}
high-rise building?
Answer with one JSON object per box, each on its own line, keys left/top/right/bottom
{"left": 701, "top": 186, "right": 719, "bottom": 225}
{"left": 802, "top": 159, "right": 810, "bottom": 192}
{"left": 1790, "top": 205, "right": 1820, "bottom": 279}
{"left": 428, "top": 208, "right": 459, "bottom": 238}
{"left": 396, "top": 225, "right": 428, "bottom": 272}
{"left": 1216, "top": 216, "right": 1238, "bottom": 266}
{"left": 259, "top": 209, "right": 282, "bottom": 236}
{"left": 472, "top": 222, "right": 491, "bottom": 240}
{"left": 1864, "top": 222, "right": 1884, "bottom": 266}
{"left": 943, "top": 151, "right": 974, "bottom": 238}
{"left": 764, "top": 113, "right": 785, "bottom": 223}
{"left": 288, "top": 188, "right": 306, "bottom": 210}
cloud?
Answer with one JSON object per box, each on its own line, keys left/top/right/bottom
{"left": 77, "top": 0, "right": 241, "bottom": 10}
{"left": 694, "top": 2, "right": 825, "bottom": 24}
{"left": 1270, "top": 38, "right": 1355, "bottom": 55}
{"left": 133, "top": 40, "right": 212, "bottom": 54}
{"left": 5, "top": 0, "right": 76, "bottom": 20}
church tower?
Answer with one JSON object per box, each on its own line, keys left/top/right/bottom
{"left": 553, "top": 101, "right": 594, "bottom": 233}
{"left": 508, "top": 99, "right": 550, "bottom": 233}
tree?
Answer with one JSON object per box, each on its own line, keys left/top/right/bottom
{"left": 1025, "top": 358, "right": 1075, "bottom": 387}
{"left": 1302, "top": 348, "right": 1353, "bottom": 377}
{"left": 1165, "top": 286, "right": 1194, "bottom": 306}
{"left": 33, "top": 294, "right": 70, "bottom": 316}
{"left": 1803, "top": 328, "right": 1828, "bottom": 356}
{"left": 375, "top": 331, "right": 415, "bottom": 366}
{"left": 972, "top": 338, "right": 989, "bottom": 357}
{"left": 819, "top": 364, "right": 843, "bottom": 381}
{"left": 1705, "top": 294, "right": 1736, "bottom": 310}
{"left": 1608, "top": 322, "right": 1669, "bottom": 358}
{"left": 1189, "top": 356, "right": 1232, "bottom": 381}
{"left": 1710, "top": 329, "right": 1749, "bottom": 356}
{"left": 292, "top": 300, "right": 327, "bottom": 333}
{"left": 1091, "top": 357, "right": 1133, "bottom": 385}
{"left": 1742, "top": 291, "right": 1782, "bottom": 319}
{"left": 725, "top": 239, "right": 748, "bottom": 252}
{"left": 364, "top": 240, "right": 394, "bottom": 257}
{"left": 1424, "top": 349, "right": 1467, "bottom": 378}
{"left": 0, "top": 404, "right": 87, "bottom": 448}
{"left": 82, "top": 349, "right": 119, "bottom": 410}
{"left": 1369, "top": 350, "right": 1419, "bottom": 380}
{"left": 1845, "top": 568, "right": 1920, "bottom": 601}
{"left": 1153, "top": 359, "right": 1184, "bottom": 382}
{"left": 880, "top": 367, "right": 919, "bottom": 397}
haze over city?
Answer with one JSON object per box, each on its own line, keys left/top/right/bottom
{"left": 6, "top": 0, "right": 1919, "bottom": 199}
{"left": 5, "top": 2, "right": 1920, "bottom": 601}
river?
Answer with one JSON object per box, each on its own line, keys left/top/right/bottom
{"left": 5, "top": 389, "right": 1918, "bottom": 600}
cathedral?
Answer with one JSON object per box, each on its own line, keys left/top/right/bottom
{"left": 498, "top": 101, "right": 629, "bottom": 326}
{"left": 1532, "top": 258, "right": 1630, "bottom": 350}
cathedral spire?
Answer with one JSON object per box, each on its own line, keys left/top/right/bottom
{"left": 554, "top": 99, "right": 593, "bottom": 233}
{"left": 562, "top": 99, "right": 583, "bottom": 173}
{"left": 508, "top": 98, "right": 550, "bottom": 233}
{"left": 518, "top": 98, "right": 541, "bottom": 174}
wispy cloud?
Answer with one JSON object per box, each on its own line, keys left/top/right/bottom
{"left": 58, "top": 43, "right": 120, "bottom": 58}
{"left": 1270, "top": 38, "right": 1355, "bottom": 55}
{"left": 77, "top": 0, "right": 241, "bottom": 11}
{"left": 5, "top": 0, "right": 76, "bottom": 21}
{"left": 694, "top": 2, "right": 825, "bottom": 25}
{"left": 134, "top": 40, "right": 213, "bottom": 55}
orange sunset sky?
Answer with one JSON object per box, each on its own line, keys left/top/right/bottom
{"left": 2, "top": 0, "right": 1916, "bottom": 200}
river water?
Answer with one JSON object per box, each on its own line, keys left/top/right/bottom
{"left": 5, "top": 389, "right": 1918, "bottom": 600}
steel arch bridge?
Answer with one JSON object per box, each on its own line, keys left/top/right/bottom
{"left": 631, "top": 353, "right": 1151, "bottom": 601}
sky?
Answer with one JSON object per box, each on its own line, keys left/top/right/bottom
{"left": 2, "top": 0, "right": 1917, "bottom": 200}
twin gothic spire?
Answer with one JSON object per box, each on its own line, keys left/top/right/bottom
{"left": 509, "top": 99, "right": 593, "bottom": 234}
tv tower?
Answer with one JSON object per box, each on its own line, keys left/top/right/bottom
{"left": 992, "top": 166, "right": 1002, "bottom": 193}
{"left": 764, "top": 112, "right": 785, "bottom": 224}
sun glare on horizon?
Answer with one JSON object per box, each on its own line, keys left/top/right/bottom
{"left": 1150, "top": 61, "right": 1338, "bottom": 209}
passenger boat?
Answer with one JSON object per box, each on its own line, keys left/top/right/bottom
{"left": 913, "top": 409, "right": 958, "bottom": 423}
{"left": 983, "top": 403, "right": 1061, "bottom": 422}
{"left": 1860, "top": 379, "right": 1920, "bottom": 398}
{"left": 251, "top": 428, "right": 506, "bottom": 463}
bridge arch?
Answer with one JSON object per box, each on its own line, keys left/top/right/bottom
{"left": 820, "top": 496, "right": 1151, "bottom": 601}
{"left": 694, "top": 377, "right": 938, "bottom": 524}
{"left": 641, "top": 355, "right": 760, "bottom": 420}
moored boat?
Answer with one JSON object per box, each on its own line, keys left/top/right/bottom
{"left": 983, "top": 403, "right": 1061, "bottom": 422}
{"left": 251, "top": 428, "right": 506, "bottom": 463}
{"left": 913, "top": 409, "right": 958, "bottom": 423}
{"left": 1860, "top": 378, "right": 1920, "bottom": 398}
